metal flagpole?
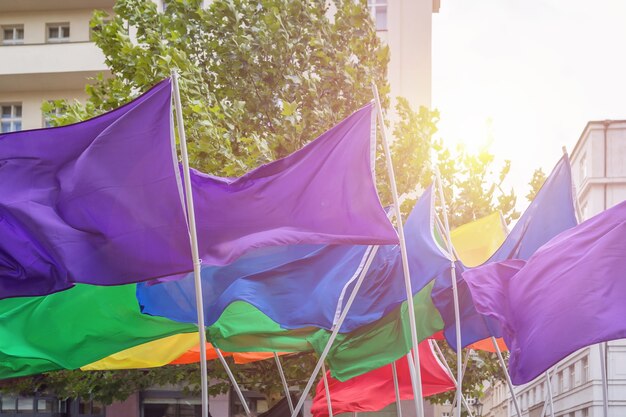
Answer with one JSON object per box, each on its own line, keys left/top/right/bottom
{"left": 391, "top": 361, "right": 403, "bottom": 417}
{"left": 600, "top": 343, "right": 609, "bottom": 417}
{"left": 491, "top": 337, "right": 522, "bottom": 417}
{"left": 322, "top": 363, "right": 334, "bottom": 417}
{"left": 171, "top": 70, "right": 210, "bottom": 417}
{"left": 406, "top": 353, "right": 423, "bottom": 417}
{"left": 289, "top": 245, "right": 380, "bottom": 417}
{"left": 539, "top": 364, "right": 558, "bottom": 417}
{"left": 372, "top": 83, "right": 425, "bottom": 417}
{"left": 215, "top": 348, "right": 252, "bottom": 417}
{"left": 433, "top": 167, "right": 463, "bottom": 417}
{"left": 431, "top": 341, "right": 474, "bottom": 417}
{"left": 449, "top": 350, "right": 471, "bottom": 414}
{"left": 274, "top": 353, "right": 294, "bottom": 413}
{"left": 546, "top": 368, "right": 556, "bottom": 417}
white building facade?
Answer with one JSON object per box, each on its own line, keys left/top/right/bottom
{"left": 481, "top": 120, "right": 626, "bottom": 417}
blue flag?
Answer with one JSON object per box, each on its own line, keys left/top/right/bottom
{"left": 432, "top": 155, "right": 579, "bottom": 349}
{"left": 138, "top": 186, "right": 450, "bottom": 333}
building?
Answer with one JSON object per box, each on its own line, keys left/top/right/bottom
{"left": 480, "top": 121, "right": 626, "bottom": 417}
{"left": 0, "top": 0, "right": 112, "bottom": 132}
{"left": 367, "top": 0, "right": 440, "bottom": 110}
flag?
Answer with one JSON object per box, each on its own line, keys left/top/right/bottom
{"left": 310, "top": 340, "right": 454, "bottom": 417}
{"left": 451, "top": 212, "right": 508, "bottom": 268}
{"left": 465, "top": 200, "right": 626, "bottom": 384}
{"left": 81, "top": 334, "right": 287, "bottom": 370}
{"left": 0, "top": 79, "right": 192, "bottom": 299}
{"left": 190, "top": 103, "right": 398, "bottom": 266}
{"left": 0, "top": 284, "right": 197, "bottom": 379}
{"left": 432, "top": 155, "right": 578, "bottom": 350}
{"left": 139, "top": 186, "right": 447, "bottom": 334}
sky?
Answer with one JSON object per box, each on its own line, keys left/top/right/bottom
{"left": 432, "top": 0, "right": 626, "bottom": 198}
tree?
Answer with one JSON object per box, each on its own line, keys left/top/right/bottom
{"left": 2, "top": 0, "right": 524, "bottom": 409}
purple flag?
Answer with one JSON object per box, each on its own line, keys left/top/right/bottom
{"left": 0, "top": 79, "right": 193, "bottom": 298}
{"left": 191, "top": 103, "right": 398, "bottom": 266}
{"left": 465, "top": 200, "right": 626, "bottom": 384}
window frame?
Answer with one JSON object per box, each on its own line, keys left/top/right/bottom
{"left": 46, "top": 22, "right": 70, "bottom": 43}
{"left": 1, "top": 25, "right": 24, "bottom": 45}
{"left": 367, "top": 0, "right": 388, "bottom": 32}
{"left": 1, "top": 103, "right": 23, "bottom": 133}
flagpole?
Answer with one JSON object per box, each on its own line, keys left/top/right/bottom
{"left": 449, "top": 350, "right": 470, "bottom": 414}
{"left": 215, "top": 348, "right": 252, "bottom": 417}
{"left": 539, "top": 365, "right": 558, "bottom": 417}
{"left": 406, "top": 353, "right": 423, "bottom": 417}
{"left": 391, "top": 361, "right": 403, "bottom": 417}
{"left": 433, "top": 167, "right": 463, "bottom": 417}
{"left": 491, "top": 337, "right": 522, "bottom": 417}
{"left": 171, "top": 70, "right": 210, "bottom": 417}
{"left": 372, "top": 82, "right": 425, "bottom": 417}
{"left": 431, "top": 341, "right": 475, "bottom": 417}
{"left": 322, "top": 362, "right": 334, "bottom": 417}
{"left": 289, "top": 245, "right": 380, "bottom": 417}
{"left": 274, "top": 353, "right": 295, "bottom": 413}
{"left": 600, "top": 343, "right": 609, "bottom": 417}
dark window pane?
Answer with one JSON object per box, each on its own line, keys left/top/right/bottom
{"left": 16, "top": 28, "right": 24, "bottom": 39}
{"left": 3, "top": 29, "right": 12, "bottom": 40}
{"left": 13, "top": 121, "right": 22, "bottom": 132}
{"left": 63, "top": 26, "right": 70, "bottom": 38}
{"left": 144, "top": 403, "right": 177, "bottom": 417}
{"left": 79, "top": 399, "right": 88, "bottom": 414}
{"left": 1, "top": 106, "right": 11, "bottom": 117}
{"left": 15, "top": 105, "right": 22, "bottom": 117}
{"left": 49, "top": 27, "right": 59, "bottom": 38}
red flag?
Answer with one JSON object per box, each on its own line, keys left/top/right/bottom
{"left": 311, "top": 340, "right": 455, "bottom": 417}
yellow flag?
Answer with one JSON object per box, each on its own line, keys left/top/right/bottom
{"left": 450, "top": 211, "right": 508, "bottom": 267}
{"left": 81, "top": 333, "right": 199, "bottom": 370}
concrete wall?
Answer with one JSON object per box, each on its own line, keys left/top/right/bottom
{"left": 106, "top": 392, "right": 140, "bottom": 417}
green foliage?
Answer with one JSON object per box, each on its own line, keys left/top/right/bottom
{"left": 53, "top": 0, "right": 389, "bottom": 176}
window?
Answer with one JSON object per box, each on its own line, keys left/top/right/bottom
{"left": 569, "top": 364, "right": 576, "bottom": 389}
{"left": 47, "top": 23, "right": 70, "bottom": 42}
{"left": 1, "top": 396, "right": 17, "bottom": 412}
{"left": 76, "top": 397, "right": 105, "bottom": 416}
{"left": 558, "top": 371, "right": 564, "bottom": 393}
{"left": 2, "top": 25, "right": 24, "bottom": 44}
{"left": 367, "top": 0, "right": 388, "bottom": 31}
{"left": 442, "top": 413, "right": 451, "bottom": 417}
{"left": 143, "top": 397, "right": 201, "bottom": 417}
{"left": 1, "top": 104, "right": 22, "bottom": 133}
{"left": 582, "top": 356, "right": 589, "bottom": 383}
{"left": 17, "top": 397, "right": 34, "bottom": 413}
{"left": 581, "top": 407, "right": 589, "bottom": 417}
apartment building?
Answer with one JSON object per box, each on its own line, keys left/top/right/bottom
{"left": 480, "top": 121, "right": 626, "bottom": 417}
{"left": 0, "top": 0, "right": 112, "bottom": 132}
{"left": 368, "top": 0, "right": 440, "bottom": 110}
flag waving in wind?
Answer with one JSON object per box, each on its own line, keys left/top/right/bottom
{"left": 190, "top": 103, "right": 398, "bottom": 266}
{"left": 0, "top": 79, "right": 192, "bottom": 299}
